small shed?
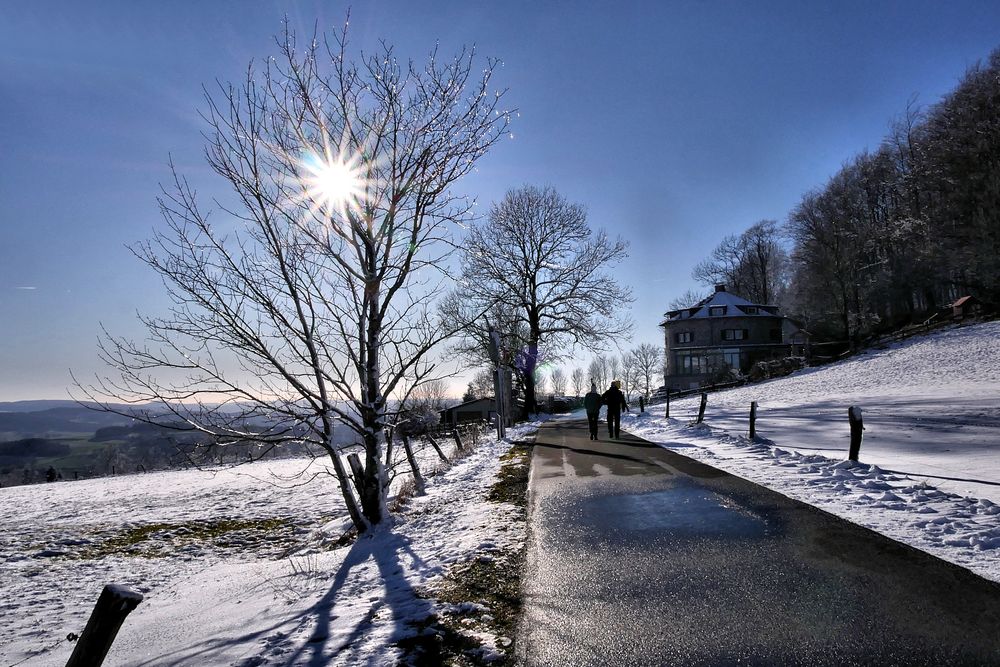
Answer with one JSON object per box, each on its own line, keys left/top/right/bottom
{"left": 951, "top": 295, "right": 982, "bottom": 319}
{"left": 439, "top": 398, "right": 496, "bottom": 426}
{"left": 788, "top": 328, "right": 811, "bottom": 358}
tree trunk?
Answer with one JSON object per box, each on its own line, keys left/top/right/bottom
{"left": 523, "top": 337, "right": 539, "bottom": 419}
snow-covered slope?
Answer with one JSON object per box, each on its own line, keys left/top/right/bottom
{"left": 1, "top": 422, "right": 541, "bottom": 665}
{"left": 623, "top": 320, "right": 1000, "bottom": 582}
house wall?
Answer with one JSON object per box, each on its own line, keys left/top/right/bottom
{"left": 662, "top": 315, "right": 788, "bottom": 391}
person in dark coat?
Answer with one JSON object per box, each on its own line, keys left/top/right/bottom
{"left": 601, "top": 380, "right": 629, "bottom": 439}
{"left": 583, "top": 382, "right": 603, "bottom": 440}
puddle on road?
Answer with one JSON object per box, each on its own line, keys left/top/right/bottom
{"left": 581, "top": 483, "right": 768, "bottom": 539}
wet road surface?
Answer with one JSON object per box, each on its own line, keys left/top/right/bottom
{"left": 518, "top": 419, "right": 1000, "bottom": 666}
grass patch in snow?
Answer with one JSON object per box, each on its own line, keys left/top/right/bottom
{"left": 401, "top": 442, "right": 530, "bottom": 665}
{"left": 78, "top": 517, "right": 298, "bottom": 559}
{"left": 486, "top": 444, "right": 531, "bottom": 508}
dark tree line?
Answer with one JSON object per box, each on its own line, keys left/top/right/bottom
{"left": 786, "top": 48, "right": 1000, "bottom": 341}
{"left": 685, "top": 48, "right": 1000, "bottom": 346}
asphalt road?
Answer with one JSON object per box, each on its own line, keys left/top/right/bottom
{"left": 517, "top": 418, "right": 1000, "bottom": 666}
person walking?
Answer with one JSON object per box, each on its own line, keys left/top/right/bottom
{"left": 602, "top": 380, "right": 629, "bottom": 439}
{"left": 584, "top": 382, "right": 603, "bottom": 440}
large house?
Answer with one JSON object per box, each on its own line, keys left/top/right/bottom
{"left": 660, "top": 285, "right": 803, "bottom": 392}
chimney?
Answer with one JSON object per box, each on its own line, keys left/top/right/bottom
{"left": 714, "top": 284, "right": 726, "bottom": 293}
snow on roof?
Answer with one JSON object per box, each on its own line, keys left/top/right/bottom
{"left": 663, "top": 288, "right": 778, "bottom": 320}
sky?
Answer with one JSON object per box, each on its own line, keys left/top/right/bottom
{"left": 2, "top": 0, "right": 999, "bottom": 401}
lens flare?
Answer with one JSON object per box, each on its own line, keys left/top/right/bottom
{"left": 299, "top": 146, "right": 367, "bottom": 223}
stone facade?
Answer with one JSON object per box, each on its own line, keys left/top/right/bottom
{"left": 660, "top": 285, "right": 802, "bottom": 392}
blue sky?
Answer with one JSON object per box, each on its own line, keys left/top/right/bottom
{"left": 2, "top": 1, "right": 999, "bottom": 401}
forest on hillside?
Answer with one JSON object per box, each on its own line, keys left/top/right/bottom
{"left": 685, "top": 47, "right": 1000, "bottom": 343}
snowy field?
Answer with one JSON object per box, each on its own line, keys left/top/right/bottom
{"left": 621, "top": 320, "right": 1000, "bottom": 583}
{"left": 1, "top": 421, "right": 541, "bottom": 666}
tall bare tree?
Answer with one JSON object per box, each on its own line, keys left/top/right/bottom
{"left": 550, "top": 367, "right": 567, "bottom": 396}
{"left": 629, "top": 343, "right": 663, "bottom": 398}
{"left": 455, "top": 185, "right": 632, "bottom": 415}
{"left": 570, "top": 367, "right": 585, "bottom": 397}
{"left": 75, "top": 22, "right": 511, "bottom": 532}
{"left": 693, "top": 220, "right": 788, "bottom": 305}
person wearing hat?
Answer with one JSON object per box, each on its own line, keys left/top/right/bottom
{"left": 601, "top": 380, "right": 629, "bottom": 439}
{"left": 583, "top": 382, "right": 603, "bottom": 440}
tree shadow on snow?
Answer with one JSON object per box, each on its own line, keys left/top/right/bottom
{"left": 129, "top": 529, "right": 434, "bottom": 666}
{"left": 276, "top": 528, "right": 435, "bottom": 666}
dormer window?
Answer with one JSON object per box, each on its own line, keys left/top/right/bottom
{"left": 709, "top": 306, "right": 727, "bottom": 316}
{"left": 743, "top": 306, "right": 758, "bottom": 314}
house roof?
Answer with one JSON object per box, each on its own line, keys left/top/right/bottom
{"left": 439, "top": 397, "right": 494, "bottom": 415}
{"left": 952, "top": 295, "right": 979, "bottom": 307}
{"left": 661, "top": 287, "right": 780, "bottom": 323}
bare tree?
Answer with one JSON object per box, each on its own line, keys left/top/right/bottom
{"left": 535, "top": 372, "right": 549, "bottom": 398}
{"left": 550, "top": 367, "right": 567, "bottom": 396}
{"left": 75, "top": 22, "right": 511, "bottom": 533}
{"left": 621, "top": 353, "right": 640, "bottom": 399}
{"left": 570, "top": 367, "right": 585, "bottom": 397}
{"left": 693, "top": 220, "right": 788, "bottom": 304}
{"left": 589, "top": 355, "right": 610, "bottom": 391}
{"left": 455, "top": 186, "right": 632, "bottom": 416}
{"left": 630, "top": 343, "right": 662, "bottom": 398}
{"left": 667, "top": 288, "right": 709, "bottom": 311}
{"left": 462, "top": 368, "right": 494, "bottom": 402}
{"left": 609, "top": 355, "right": 622, "bottom": 384}
{"left": 409, "top": 379, "right": 449, "bottom": 411}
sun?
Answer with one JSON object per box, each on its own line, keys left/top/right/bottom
{"left": 300, "top": 147, "right": 367, "bottom": 221}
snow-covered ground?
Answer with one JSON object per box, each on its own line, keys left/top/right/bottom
{"left": 621, "top": 320, "right": 1000, "bottom": 583}
{"left": 1, "top": 420, "right": 542, "bottom": 666}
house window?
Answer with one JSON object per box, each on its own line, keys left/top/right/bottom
{"left": 709, "top": 306, "right": 727, "bottom": 316}
{"left": 721, "top": 329, "right": 747, "bottom": 341}
{"left": 743, "top": 306, "right": 758, "bottom": 314}
{"left": 676, "top": 332, "right": 693, "bottom": 344}
{"left": 721, "top": 348, "right": 741, "bottom": 369}
{"left": 769, "top": 328, "right": 782, "bottom": 342}
{"left": 675, "top": 350, "right": 709, "bottom": 376}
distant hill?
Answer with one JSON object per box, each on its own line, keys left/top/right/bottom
{"left": 0, "top": 400, "right": 89, "bottom": 412}
{"left": 0, "top": 406, "right": 135, "bottom": 440}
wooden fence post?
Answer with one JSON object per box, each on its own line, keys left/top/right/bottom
{"left": 696, "top": 393, "right": 708, "bottom": 424}
{"left": 452, "top": 430, "right": 465, "bottom": 452}
{"left": 425, "top": 435, "right": 449, "bottom": 462}
{"left": 664, "top": 390, "right": 670, "bottom": 419}
{"left": 749, "top": 401, "right": 758, "bottom": 439}
{"left": 848, "top": 406, "right": 864, "bottom": 461}
{"left": 65, "top": 584, "right": 143, "bottom": 667}
{"left": 401, "top": 436, "right": 426, "bottom": 495}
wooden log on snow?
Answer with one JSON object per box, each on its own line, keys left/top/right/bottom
{"left": 65, "top": 584, "right": 143, "bottom": 667}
